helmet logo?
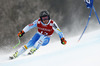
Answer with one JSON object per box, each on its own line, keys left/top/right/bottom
{"left": 42, "top": 12, "right": 47, "bottom": 15}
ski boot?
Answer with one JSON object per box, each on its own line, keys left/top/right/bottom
{"left": 9, "top": 51, "right": 18, "bottom": 60}
{"left": 28, "top": 48, "right": 37, "bottom": 55}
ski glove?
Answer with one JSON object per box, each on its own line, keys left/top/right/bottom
{"left": 61, "top": 37, "right": 67, "bottom": 45}
{"left": 18, "top": 30, "right": 25, "bottom": 37}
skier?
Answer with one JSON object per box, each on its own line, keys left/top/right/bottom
{"left": 10, "top": 10, "right": 67, "bottom": 59}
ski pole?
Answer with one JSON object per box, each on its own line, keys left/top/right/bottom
{"left": 13, "top": 37, "right": 21, "bottom": 48}
{"left": 93, "top": 6, "right": 100, "bottom": 24}
{"left": 78, "top": 7, "right": 93, "bottom": 42}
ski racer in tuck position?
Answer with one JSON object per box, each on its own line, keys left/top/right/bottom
{"left": 10, "top": 10, "right": 67, "bottom": 59}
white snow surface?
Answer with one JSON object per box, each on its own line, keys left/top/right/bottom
{"left": 0, "top": 30, "right": 100, "bottom": 66}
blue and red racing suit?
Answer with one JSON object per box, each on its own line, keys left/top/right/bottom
{"left": 23, "top": 18, "right": 64, "bottom": 49}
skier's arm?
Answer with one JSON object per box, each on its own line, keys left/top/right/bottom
{"left": 18, "top": 19, "right": 38, "bottom": 37}
{"left": 23, "top": 19, "right": 38, "bottom": 33}
{"left": 53, "top": 22, "right": 67, "bottom": 45}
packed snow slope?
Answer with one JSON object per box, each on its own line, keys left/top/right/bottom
{"left": 0, "top": 29, "right": 100, "bottom": 66}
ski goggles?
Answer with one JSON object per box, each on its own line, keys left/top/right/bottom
{"left": 42, "top": 16, "right": 49, "bottom": 21}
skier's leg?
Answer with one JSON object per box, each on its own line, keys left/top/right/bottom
{"left": 28, "top": 35, "right": 50, "bottom": 55}
{"left": 28, "top": 35, "right": 45, "bottom": 55}
{"left": 26, "top": 33, "right": 40, "bottom": 48}
{"left": 14, "top": 45, "right": 28, "bottom": 57}
{"left": 9, "top": 45, "right": 28, "bottom": 59}
{"left": 28, "top": 37, "right": 42, "bottom": 55}
{"left": 42, "top": 36, "right": 50, "bottom": 46}
{"left": 10, "top": 33, "right": 40, "bottom": 59}
{"left": 26, "top": 33, "right": 40, "bottom": 55}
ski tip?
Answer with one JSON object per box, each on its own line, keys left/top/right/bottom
{"left": 9, "top": 56, "right": 14, "bottom": 60}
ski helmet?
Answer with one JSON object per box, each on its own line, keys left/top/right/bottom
{"left": 39, "top": 10, "right": 50, "bottom": 22}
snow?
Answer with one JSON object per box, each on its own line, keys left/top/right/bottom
{"left": 0, "top": 30, "right": 100, "bottom": 66}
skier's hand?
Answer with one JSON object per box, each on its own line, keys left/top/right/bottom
{"left": 61, "top": 37, "right": 67, "bottom": 45}
{"left": 18, "top": 30, "right": 25, "bottom": 37}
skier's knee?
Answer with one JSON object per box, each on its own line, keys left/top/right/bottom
{"left": 38, "top": 40, "right": 43, "bottom": 44}
{"left": 24, "top": 45, "right": 28, "bottom": 49}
